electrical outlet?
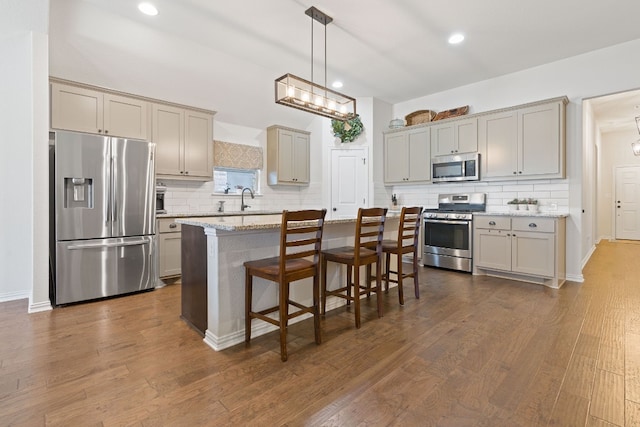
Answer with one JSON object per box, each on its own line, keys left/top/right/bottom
{"left": 549, "top": 203, "right": 558, "bottom": 211}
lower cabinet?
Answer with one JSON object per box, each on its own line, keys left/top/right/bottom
{"left": 157, "top": 218, "right": 182, "bottom": 278}
{"left": 473, "top": 215, "right": 566, "bottom": 288}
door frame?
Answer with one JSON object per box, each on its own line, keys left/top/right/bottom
{"left": 612, "top": 164, "right": 640, "bottom": 241}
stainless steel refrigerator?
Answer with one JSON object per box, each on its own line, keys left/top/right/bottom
{"left": 50, "top": 130, "right": 157, "bottom": 305}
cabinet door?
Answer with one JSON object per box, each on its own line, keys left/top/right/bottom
{"left": 518, "top": 102, "right": 562, "bottom": 178}
{"left": 408, "top": 128, "right": 431, "bottom": 182}
{"left": 455, "top": 118, "right": 478, "bottom": 154}
{"left": 153, "top": 104, "right": 184, "bottom": 176}
{"left": 430, "top": 123, "right": 455, "bottom": 156}
{"left": 511, "top": 231, "right": 555, "bottom": 277}
{"left": 51, "top": 83, "right": 104, "bottom": 134}
{"left": 479, "top": 111, "right": 518, "bottom": 179}
{"left": 159, "top": 232, "right": 182, "bottom": 277}
{"left": 384, "top": 132, "right": 409, "bottom": 183}
{"left": 292, "top": 132, "right": 310, "bottom": 183}
{"left": 184, "top": 109, "right": 213, "bottom": 178}
{"left": 277, "top": 129, "right": 296, "bottom": 183}
{"left": 103, "top": 93, "right": 149, "bottom": 140}
{"left": 474, "top": 229, "right": 511, "bottom": 271}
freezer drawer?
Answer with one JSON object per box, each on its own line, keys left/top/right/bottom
{"left": 55, "top": 235, "right": 157, "bottom": 305}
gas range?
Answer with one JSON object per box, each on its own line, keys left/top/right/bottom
{"left": 422, "top": 193, "right": 486, "bottom": 272}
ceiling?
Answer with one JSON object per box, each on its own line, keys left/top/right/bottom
{"left": 49, "top": 0, "right": 640, "bottom": 132}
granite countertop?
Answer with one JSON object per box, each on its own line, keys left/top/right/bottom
{"left": 175, "top": 211, "right": 401, "bottom": 231}
{"left": 474, "top": 211, "right": 569, "bottom": 218}
{"left": 157, "top": 210, "right": 281, "bottom": 219}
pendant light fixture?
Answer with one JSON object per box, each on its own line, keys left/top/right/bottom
{"left": 633, "top": 117, "right": 640, "bottom": 156}
{"left": 275, "top": 6, "right": 356, "bottom": 121}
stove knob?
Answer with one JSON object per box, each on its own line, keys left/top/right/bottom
{"left": 457, "top": 214, "right": 465, "bottom": 219}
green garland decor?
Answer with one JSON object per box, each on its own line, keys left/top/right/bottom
{"left": 331, "top": 115, "right": 364, "bottom": 143}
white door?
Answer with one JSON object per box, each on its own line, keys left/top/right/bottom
{"left": 615, "top": 166, "right": 640, "bottom": 240}
{"left": 330, "top": 148, "right": 368, "bottom": 219}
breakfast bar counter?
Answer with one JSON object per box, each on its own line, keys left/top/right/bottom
{"left": 175, "top": 212, "right": 399, "bottom": 351}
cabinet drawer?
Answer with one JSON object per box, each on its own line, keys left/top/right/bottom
{"left": 158, "top": 218, "right": 181, "bottom": 233}
{"left": 475, "top": 216, "right": 510, "bottom": 230}
{"left": 512, "top": 217, "right": 555, "bottom": 233}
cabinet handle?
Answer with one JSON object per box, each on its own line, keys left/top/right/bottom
{"left": 185, "top": 171, "right": 189, "bottom": 175}
{"left": 489, "top": 221, "right": 496, "bottom": 225}
{"left": 105, "top": 130, "right": 109, "bottom": 134}
{"left": 513, "top": 171, "right": 517, "bottom": 174}
{"left": 528, "top": 223, "right": 537, "bottom": 228}
{"left": 98, "top": 129, "right": 102, "bottom": 133}
{"left": 169, "top": 223, "right": 177, "bottom": 229}
{"left": 518, "top": 171, "right": 522, "bottom": 174}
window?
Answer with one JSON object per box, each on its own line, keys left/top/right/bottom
{"left": 214, "top": 167, "right": 260, "bottom": 194}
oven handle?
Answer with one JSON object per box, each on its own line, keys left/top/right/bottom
{"left": 424, "top": 219, "right": 470, "bottom": 225}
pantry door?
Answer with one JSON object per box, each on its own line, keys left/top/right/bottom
{"left": 614, "top": 165, "right": 640, "bottom": 240}
{"left": 330, "top": 148, "right": 368, "bottom": 219}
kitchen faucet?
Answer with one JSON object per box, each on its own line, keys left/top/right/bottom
{"left": 241, "top": 187, "right": 254, "bottom": 211}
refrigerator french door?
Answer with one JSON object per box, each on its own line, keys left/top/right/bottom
{"left": 52, "top": 131, "right": 156, "bottom": 305}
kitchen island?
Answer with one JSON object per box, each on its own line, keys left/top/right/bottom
{"left": 175, "top": 213, "right": 399, "bottom": 351}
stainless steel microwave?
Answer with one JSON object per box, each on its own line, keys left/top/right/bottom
{"left": 432, "top": 152, "right": 480, "bottom": 183}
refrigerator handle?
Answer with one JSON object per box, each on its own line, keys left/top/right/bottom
{"left": 111, "top": 143, "right": 117, "bottom": 226}
{"left": 67, "top": 239, "right": 150, "bottom": 250}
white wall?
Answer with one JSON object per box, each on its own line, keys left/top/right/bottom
{"left": 391, "top": 38, "right": 640, "bottom": 282}
{"left": 0, "top": 0, "right": 50, "bottom": 310}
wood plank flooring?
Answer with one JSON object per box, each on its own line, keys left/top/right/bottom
{"left": 1, "top": 240, "right": 639, "bottom": 426}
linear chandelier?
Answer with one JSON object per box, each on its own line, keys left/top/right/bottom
{"left": 275, "top": 6, "right": 356, "bottom": 121}
{"left": 634, "top": 117, "right": 640, "bottom": 156}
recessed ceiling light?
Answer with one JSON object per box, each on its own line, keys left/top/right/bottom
{"left": 138, "top": 2, "right": 158, "bottom": 16}
{"left": 332, "top": 81, "right": 344, "bottom": 89}
{"left": 448, "top": 33, "right": 465, "bottom": 44}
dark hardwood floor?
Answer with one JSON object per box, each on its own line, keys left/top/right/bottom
{"left": 1, "top": 240, "right": 639, "bottom": 426}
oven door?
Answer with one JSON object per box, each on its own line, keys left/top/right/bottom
{"left": 423, "top": 218, "right": 472, "bottom": 258}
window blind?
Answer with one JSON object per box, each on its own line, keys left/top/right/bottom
{"left": 213, "top": 140, "right": 263, "bottom": 170}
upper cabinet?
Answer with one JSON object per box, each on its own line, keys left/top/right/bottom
{"left": 430, "top": 117, "right": 478, "bottom": 157}
{"left": 51, "top": 81, "right": 149, "bottom": 140}
{"left": 267, "top": 125, "right": 310, "bottom": 185}
{"left": 384, "top": 126, "right": 430, "bottom": 184}
{"left": 153, "top": 104, "right": 214, "bottom": 180}
{"left": 479, "top": 98, "right": 566, "bottom": 180}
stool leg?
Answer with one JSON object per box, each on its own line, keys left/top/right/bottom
{"left": 245, "top": 269, "right": 252, "bottom": 343}
{"left": 397, "top": 253, "right": 404, "bottom": 305}
{"left": 365, "top": 264, "right": 372, "bottom": 297}
{"left": 384, "top": 252, "right": 391, "bottom": 292}
{"left": 375, "top": 258, "right": 383, "bottom": 318}
{"left": 353, "top": 265, "right": 361, "bottom": 328}
{"left": 279, "top": 281, "right": 288, "bottom": 362}
{"left": 313, "top": 271, "right": 321, "bottom": 345}
{"left": 346, "top": 265, "right": 352, "bottom": 306}
{"left": 413, "top": 250, "right": 420, "bottom": 299}
{"left": 321, "top": 256, "right": 327, "bottom": 315}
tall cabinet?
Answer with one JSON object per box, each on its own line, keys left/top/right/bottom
{"left": 153, "top": 104, "right": 214, "bottom": 180}
{"left": 267, "top": 125, "right": 310, "bottom": 185}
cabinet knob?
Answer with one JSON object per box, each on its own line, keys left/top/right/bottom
{"left": 513, "top": 171, "right": 517, "bottom": 175}
{"left": 185, "top": 171, "right": 189, "bottom": 175}
{"left": 333, "top": 207, "right": 337, "bottom": 211}
{"left": 518, "top": 171, "right": 522, "bottom": 174}
{"left": 528, "top": 223, "right": 537, "bottom": 228}
{"left": 105, "top": 130, "right": 109, "bottom": 134}
{"left": 489, "top": 221, "right": 496, "bottom": 225}
{"left": 98, "top": 129, "right": 102, "bottom": 133}
{"left": 169, "top": 223, "right": 177, "bottom": 229}
{"left": 180, "top": 171, "right": 184, "bottom": 174}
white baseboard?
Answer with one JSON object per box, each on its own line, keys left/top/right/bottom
{"left": 0, "top": 291, "right": 30, "bottom": 303}
{"left": 566, "top": 273, "right": 585, "bottom": 283}
{"left": 29, "top": 300, "right": 53, "bottom": 313}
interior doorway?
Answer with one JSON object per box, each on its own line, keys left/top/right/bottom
{"left": 614, "top": 165, "right": 640, "bottom": 240}
{"left": 330, "top": 148, "right": 368, "bottom": 219}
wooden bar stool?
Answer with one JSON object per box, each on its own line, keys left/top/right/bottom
{"left": 321, "top": 207, "right": 387, "bottom": 328}
{"left": 244, "top": 209, "right": 327, "bottom": 362}
{"left": 382, "top": 206, "right": 423, "bottom": 305}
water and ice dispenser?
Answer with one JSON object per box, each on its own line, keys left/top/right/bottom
{"left": 64, "top": 177, "right": 93, "bottom": 208}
